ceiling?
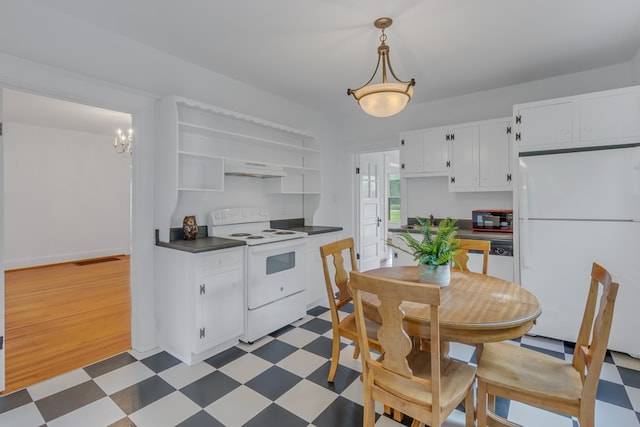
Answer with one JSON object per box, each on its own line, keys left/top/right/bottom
{"left": 10, "top": 0, "right": 640, "bottom": 122}
{"left": 33, "top": 0, "right": 640, "bottom": 114}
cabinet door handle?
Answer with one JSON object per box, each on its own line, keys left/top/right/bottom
{"left": 200, "top": 284, "right": 206, "bottom": 295}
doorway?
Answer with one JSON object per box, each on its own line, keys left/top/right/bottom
{"left": 2, "top": 89, "right": 132, "bottom": 393}
{"left": 356, "top": 150, "right": 400, "bottom": 270}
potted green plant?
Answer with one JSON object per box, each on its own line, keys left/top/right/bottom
{"left": 392, "top": 217, "right": 461, "bottom": 286}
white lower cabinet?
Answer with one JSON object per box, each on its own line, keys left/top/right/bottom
{"left": 155, "top": 246, "right": 245, "bottom": 365}
{"left": 306, "top": 232, "right": 344, "bottom": 308}
{"left": 391, "top": 232, "right": 416, "bottom": 266}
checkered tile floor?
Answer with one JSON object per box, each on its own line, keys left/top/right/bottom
{"left": 1, "top": 304, "right": 639, "bottom": 427}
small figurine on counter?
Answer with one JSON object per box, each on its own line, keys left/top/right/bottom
{"left": 183, "top": 215, "right": 198, "bottom": 240}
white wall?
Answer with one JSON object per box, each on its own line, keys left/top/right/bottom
{"left": 172, "top": 178, "right": 305, "bottom": 229}
{"left": 631, "top": 48, "right": 640, "bottom": 84}
{"left": 4, "top": 122, "right": 131, "bottom": 269}
{"left": 404, "top": 177, "right": 511, "bottom": 220}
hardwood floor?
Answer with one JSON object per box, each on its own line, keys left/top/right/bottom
{"left": 3, "top": 256, "right": 131, "bottom": 394}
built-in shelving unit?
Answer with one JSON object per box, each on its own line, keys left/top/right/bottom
{"left": 155, "top": 95, "right": 321, "bottom": 242}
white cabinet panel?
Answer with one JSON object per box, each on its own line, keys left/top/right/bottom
{"left": 196, "top": 269, "right": 243, "bottom": 352}
{"left": 423, "top": 127, "right": 449, "bottom": 174}
{"left": 514, "top": 86, "right": 640, "bottom": 154}
{"left": 449, "top": 119, "right": 512, "bottom": 192}
{"left": 580, "top": 91, "right": 640, "bottom": 143}
{"left": 479, "top": 122, "right": 512, "bottom": 189}
{"left": 449, "top": 126, "right": 479, "bottom": 189}
{"left": 306, "top": 232, "right": 344, "bottom": 307}
{"left": 391, "top": 232, "right": 416, "bottom": 266}
{"left": 400, "top": 127, "right": 449, "bottom": 177}
{"left": 155, "top": 246, "right": 245, "bottom": 365}
{"left": 515, "top": 102, "right": 574, "bottom": 151}
{"left": 399, "top": 130, "right": 424, "bottom": 175}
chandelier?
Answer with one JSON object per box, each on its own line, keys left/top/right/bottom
{"left": 347, "top": 17, "right": 415, "bottom": 118}
{"left": 114, "top": 128, "right": 133, "bottom": 154}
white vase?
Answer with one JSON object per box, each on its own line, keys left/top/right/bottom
{"left": 418, "top": 264, "right": 451, "bottom": 287}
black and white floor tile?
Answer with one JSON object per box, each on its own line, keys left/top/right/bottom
{"left": 1, "top": 304, "right": 639, "bottom": 427}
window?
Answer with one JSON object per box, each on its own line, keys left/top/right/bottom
{"left": 388, "top": 173, "right": 401, "bottom": 223}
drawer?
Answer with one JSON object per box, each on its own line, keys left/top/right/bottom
{"left": 198, "top": 248, "right": 243, "bottom": 271}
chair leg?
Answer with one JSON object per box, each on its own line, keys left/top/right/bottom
{"left": 464, "top": 387, "right": 474, "bottom": 427}
{"left": 363, "top": 395, "right": 376, "bottom": 427}
{"left": 477, "top": 379, "right": 488, "bottom": 427}
{"left": 327, "top": 335, "right": 341, "bottom": 382}
{"left": 579, "top": 401, "right": 595, "bottom": 427}
{"left": 353, "top": 341, "right": 361, "bottom": 359}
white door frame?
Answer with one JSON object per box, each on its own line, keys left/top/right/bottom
{"left": 0, "top": 56, "right": 157, "bottom": 394}
{"left": 0, "top": 89, "right": 5, "bottom": 389}
{"left": 354, "top": 149, "right": 400, "bottom": 270}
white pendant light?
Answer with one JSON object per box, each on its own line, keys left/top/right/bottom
{"left": 347, "top": 17, "right": 415, "bottom": 118}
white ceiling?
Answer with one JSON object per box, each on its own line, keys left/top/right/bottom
{"left": 30, "top": 0, "right": 640, "bottom": 115}
{"left": 6, "top": 0, "right": 640, "bottom": 127}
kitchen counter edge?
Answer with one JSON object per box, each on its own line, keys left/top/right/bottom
{"left": 388, "top": 226, "right": 512, "bottom": 242}
{"left": 156, "top": 235, "right": 246, "bottom": 253}
{"left": 281, "top": 225, "right": 343, "bottom": 235}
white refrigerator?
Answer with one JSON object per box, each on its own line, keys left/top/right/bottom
{"left": 518, "top": 144, "right": 640, "bottom": 356}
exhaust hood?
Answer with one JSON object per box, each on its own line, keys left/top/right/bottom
{"left": 224, "top": 159, "right": 287, "bottom": 178}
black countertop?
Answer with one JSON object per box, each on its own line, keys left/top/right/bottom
{"left": 389, "top": 219, "right": 512, "bottom": 242}
{"left": 155, "top": 228, "right": 246, "bottom": 253}
{"left": 270, "top": 218, "right": 343, "bottom": 235}
{"left": 281, "top": 225, "right": 343, "bottom": 235}
{"left": 156, "top": 236, "right": 246, "bottom": 253}
{"left": 155, "top": 220, "right": 343, "bottom": 254}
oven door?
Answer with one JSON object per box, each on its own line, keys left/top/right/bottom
{"left": 246, "top": 238, "right": 306, "bottom": 310}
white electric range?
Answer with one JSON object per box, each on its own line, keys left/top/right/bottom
{"left": 208, "top": 207, "right": 308, "bottom": 343}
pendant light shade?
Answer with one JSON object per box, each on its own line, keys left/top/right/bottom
{"left": 347, "top": 17, "right": 415, "bottom": 118}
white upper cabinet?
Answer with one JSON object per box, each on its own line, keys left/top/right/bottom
{"left": 399, "top": 130, "right": 424, "bottom": 175}
{"left": 399, "top": 126, "right": 449, "bottom": 177}
{"left": 514, "top": 86, "right": 640, "bottom": 153}
{"left": 514, "top": 102, "right": 574, "bottom": 151}
{"left": 423, "top": 126, "right": 450, "bottom": 174}
{"left": 580, "top": 91, "right": 640, "bottom": 143}
{"left": 449, "top": 125, "right": 480, "bottom": 189}
{"left": 479, "top": 120, "right": 513, "bottom": 189}
{"left": 448, "top": 118, "right": 512, "bottom": 192}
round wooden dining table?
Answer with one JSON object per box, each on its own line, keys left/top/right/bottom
{"left": 360, "top": 266, "right": 542, "bottom": 346}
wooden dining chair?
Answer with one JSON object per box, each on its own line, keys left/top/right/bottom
{"left": 319, "top": 238, "right": 382, "bottom": 382}
{"left": 476, "top": 262, "right": 619, "bottom": 427}
{"left": 453, "top": 238, "right": 490, "bottom": 274}
{"left": 349, "top": 270, "right": 476, "bottom": 427}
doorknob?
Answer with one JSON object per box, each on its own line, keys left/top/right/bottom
{"left": 377, "top": 217, "right": 382, "bottom": 226}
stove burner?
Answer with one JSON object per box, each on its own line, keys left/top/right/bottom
{"left": 231, "top": 233, "right": 252, "bottom": 237}
{"left": 274, "top": 231, "right": 295, "bottom": 235}
{"left": 246, "top": 235, "right": 265, "bottom": 239}
{"left": 262, "top": 229, "right": 277, "bottom": 232}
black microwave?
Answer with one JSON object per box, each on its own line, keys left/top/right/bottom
{"left": 472, "top": 210, "right": 513, "bottom": 233}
